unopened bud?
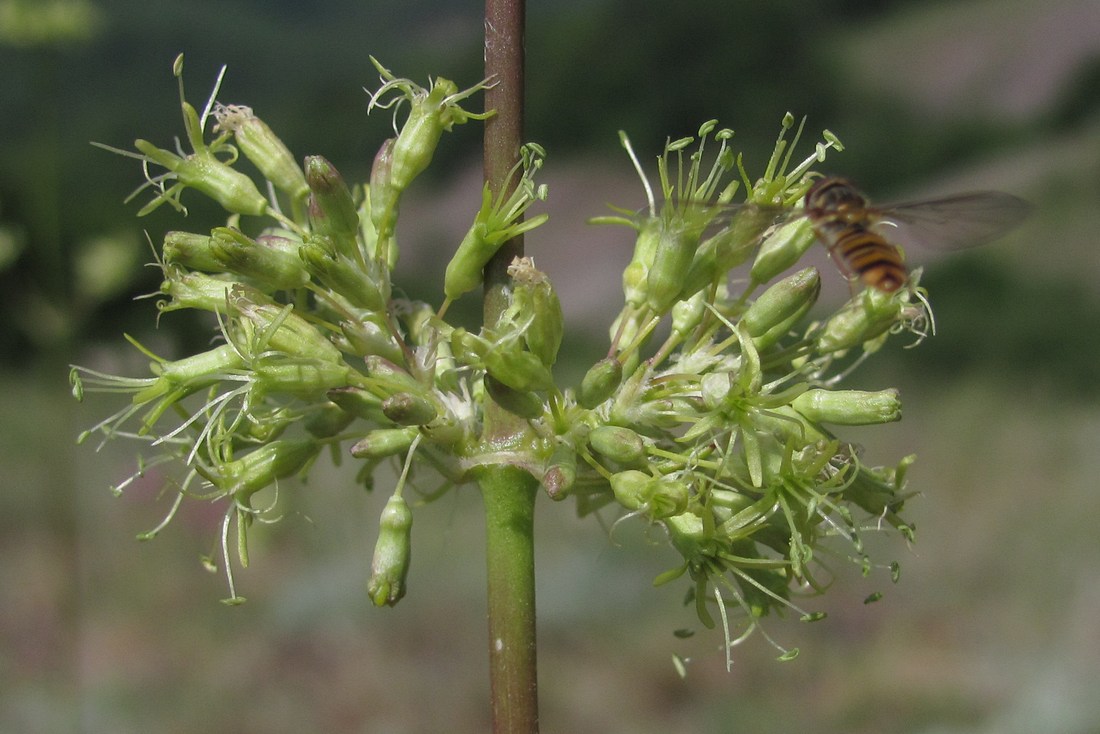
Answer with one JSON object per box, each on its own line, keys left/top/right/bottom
{"left": 135, "top": 134, "right": 269, "bottom": 217}
{"left": 368, "top": 494, "right": 412, "bottom": 607}
{"left": 299, "top": 236, "right": 386, "bottom": 311}
{"left": 305, "top": 155, "right": 360, "bottom": 242}
{"left": 482, "top": 346, "right": 554, "bottom": 393}
{"left": 742, "top": 266, "right": 820, "bottom": 348}
{"left": 210, "top": 227, "right": 308, "bottom": 290}
{"left": 542, "top": 443, "right": 577, "bottom": 500}
{"left": 816, "top": 289, "right": 903, "bottom": 353}
{"left": 589, "top": 425, "right": 645, "bottom": 464}
{"left": 207, "top": 438, "right": 319, "bottom": 501}
{"left": 327, "top": 386, "right": 386, "bottom": 422}
{"left": 646, "top": 218, "right": 704, "bottom": 314}
{"left": 214, "top": 104, "right": 309, "bottom": 200}
{"left": 749, "top": 216, "right": 816, "bottom": 285}
{"left": 350, "top": 427, "right": 419, "bottom": 459}
{"left": 792, "top": 388, "right": 901, "bottom": 425}
{"left": 162, "top": 231, "right": 221, "bottom": 271}
{"left": 484, "top": 375, "right": 545, "bottom": 419}
{"left": 381, "top": 391, "right": 438, "bottom": 426}
{"left": 579, "top": 358, "right": 623, "bottom": 409}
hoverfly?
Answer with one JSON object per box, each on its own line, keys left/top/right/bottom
{"left": 717, "top": 177, "right": 1031, "bottom": 293}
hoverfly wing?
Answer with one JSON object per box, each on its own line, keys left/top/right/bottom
{"left": 869, "top": 191, "right": 1031, "bottom": 252}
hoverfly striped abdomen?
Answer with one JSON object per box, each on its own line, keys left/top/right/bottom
{"left": 804, "top": 177, "right": 909, "bottom": 293}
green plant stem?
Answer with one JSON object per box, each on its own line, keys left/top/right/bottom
{"left": 480, "top": 1, "right": 539, "bottom": 733}
{"left": 479, "top": 466, "right": 539, "bottom": 733}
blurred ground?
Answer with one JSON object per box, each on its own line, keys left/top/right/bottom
{"left": 3, "top": 0, "right": 1100, "bottom": 732}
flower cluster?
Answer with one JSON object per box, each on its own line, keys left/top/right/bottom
{"left": 547, "top": 117, "right": 925, "bottom": 662}
{"left": 75, "top": 58, "right": 923, "bottom": 659}
{"left": 74, "top": 55, "right": 531, "bottom": 604}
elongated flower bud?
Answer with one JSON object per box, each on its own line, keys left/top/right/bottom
{"left": 589, "top": 425, "right": 645, "bottom": 464}
{"left": 214, "top": 104, "right": 309, "bottom": 200}
{"left": 792, "top": 388, "right": 901, "bottom": 425}
{"left": 749, "top": 217, "right": 816, "bottom": 285}
{"left": 135, "top": 132, "right": 269, "bottom": 217}
{"left": 350, "top": 427, "right": 418, "bottom": 459}
{"left": 158, "top": 269, "right": 240, "bottom": 313}
{"left": 162, "top": 231, "right": 222, "bottom": 272}
{"left": 210, "top": 227, "right": 309, "bottom": 290}
{"left": 203, "top": 439, "right": 319, "bottom": 501}
{"left": 816, "top": 289, "right": 903, "bottom": 353}
{"left": 542, "top": 442, "right": 577, "bottom": 500}
{"left": 482, "top": 346, "right": 554, "bottom": 393}
{"left": 645, "top": 217, "right": 704, "bottom": 314}
{"left": 229, "top": 287, "right": 343, "bottom": 363}
{"left": 305, "top": 155, "right": 360, "bottom": 256}
{"left": 743, "top": 266, "right": 821, "bottom": 348}
{"left": 579, "top": 357, "right": 623, "bottom": 409}
{"left": 327, "top": 386, "right": 386, "bottom": 422}
{"left": 508, "top": 257, "right": 563, "bottom": 367}
{"left": 368, "top": 494, "right": 412, "bottom": 607}
{"left": 382, "top": 391, "right": 438, "bottom": 426}
{"left": 299, "top": 236, "right": 386, "bottom": 311}
{"left": 484, "top": 374, "right": 544, "bottom": 419}
{"left": 338, "top": 315, "right": 403, "bottom": 364}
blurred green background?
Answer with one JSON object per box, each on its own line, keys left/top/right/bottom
{"left": 3, "top": 0, "right": 1099, "bottom": 731}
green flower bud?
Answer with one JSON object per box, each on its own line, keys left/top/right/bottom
{"left": 327, "top": 386, "right": 386, "bottom": 422}
{"left": 252, "top": 360, "right": 356, "bottom": 397}
{"left": 671, "top": 288, "right": 707, "bottom": 338}
{"left": 368, "top": 494, "right": 413, "bottom": 607}
{"left": 542, "top": 443, "right": 577, "bottom": 500}
{"left": 203, "top": 438, "right": 319, "bottom": 501}
{"left": 483, "top": 346, "right": 554, "bottom": 393}
{"left": 508, "top": 258, "right": 563, "bottom": 367}
{"left": 381, "top": 391, "right": 438, "bottom": 426}
{"left": 350, "top": 427, "right": 419, "bottom": 459}
{"left": 484, "top": 374, "right": 545, "bottom": 419}
{"left": 162, "top": 231, "right": 222, "bottom": 271}
{"left": 338, "top": 315, "right": 403, "bottom": 364}
{"left": 749, "top": 216, "right": 816, "bottom": 285}
{"left": 357, "top": 181, "right": 391, "bottom": 270}
{"left": 210, "top": 227, "right": 309, "bottom": 290}
{"left": 816, "top": 289, "right": 903, "bottom": 353}
{"left": 621, "top": 218, "right": 663, "bottom": 307}
{"left": 450, "top": 327, "right": 485, "bottom": 365}
{"left": 369, "top": 138, "right": 399, "bottom": 241}
{"left": 444, "top": 146, "right": 548, "bottom": 301}
{"left": 133, "top": 342, "right": 245, "bottom": 407}
{"left": 445, "top": 218, "right": 496, "bottom": 301}
{"left": 364, "top": 355, "right": 428, "bottom": 396}
{"left": 579, "top": 357, "right": 623, "bottom": 409}
{"left": 621, "top": 260, "right": 649, "bottom": 308}
{"left": 589, "top": 425, "right": 645, "bottom": 464}
{"left": 682, "top": 206, "right": 773, "bottom": 295}
{"left": 299, "top": 236, "right": 386, "bottom": 311}
{"left": 213, "top": 104, "right": 309, "bottom": 200}
{"left": 305, "top": 402, "right": 356, "bottom": 438}
{"left": 645, "top": 217, "right": 705, "bottom": 314}
{"left": 610, "top": 470, "right": 689, "bottom": 519}
{"left": 158, "top": 270, "right": 240, "bottom": 313}
{"left": 739, "top": 267, "right": 818, "bottom": 341}
{"left": 134, "top": 133, "right": 269, "bottom": 217}
{"left": 305, "top": 155, "right": 360, "bottom": 255}
{"left": 792, "top": 388, "right": 901, "bottom": 425}
{"left": 230, "top": 287, "right": 343, "bottom": 363}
